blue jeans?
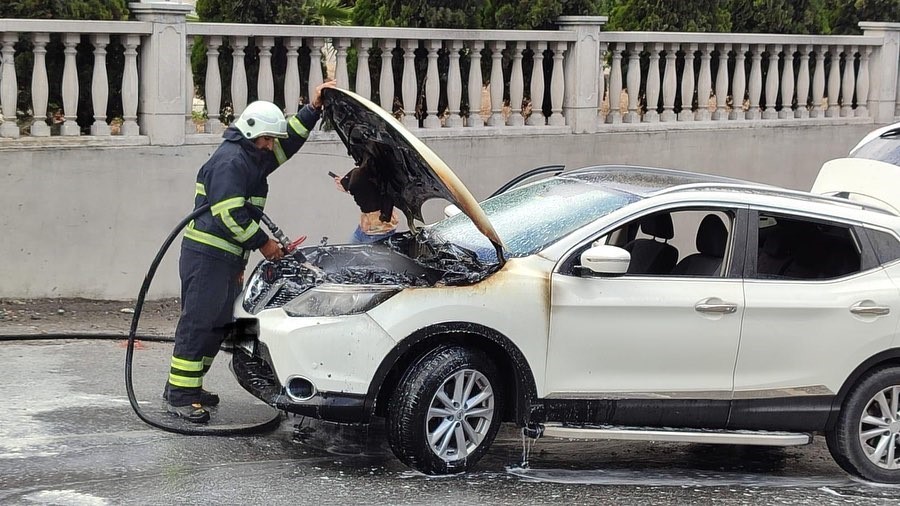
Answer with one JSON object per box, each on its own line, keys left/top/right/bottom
{"left": 351, "top": 225, "right": 395, "bottom": 244}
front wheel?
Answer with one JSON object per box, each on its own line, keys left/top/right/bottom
{"left": 828, "top": 367, "right": 900, "bottom": 483}
{"left": 387, "top": 346, "right": 503, "bottom": 475}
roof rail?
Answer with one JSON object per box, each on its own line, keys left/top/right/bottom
{"left": 656, "top": 182, "right": 899, "bottom": 216}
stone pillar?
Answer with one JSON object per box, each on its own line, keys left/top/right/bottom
{"left": 30, "top": 33, "right": 51, "bottom": 137}
{"left": 556, "top": 16, "right": 607, "bottom": 133}
{"left": 860, "top": 22, "right": 899, "bottom": 123}
{"left": 0, "top": 32, "right": 20, "bottom": 138}
{"left": 423, "top": 39, "right": 441, "bottom": 129}
{"left": 466, "top": 41, "right": 484, "bottom": 128}
{"left": 643, "top": 43, "right": 661, "bottom": 123}
{"left": 129, "top": 1, "right": 192, "bottom": 145}
{"left": 230, "top": 36, "right": 248, "bottom": 117}
{"left": 91, "top": 34, "right": 112, "bottom": 136}
{"left": 445, "top": 40, "right": 463, "bottom": 127}
{"left": 355, "top": 39, "right": 372, "bottom": 101}
{"left": 283, "top": 37, "right": 302, "bottom": 114}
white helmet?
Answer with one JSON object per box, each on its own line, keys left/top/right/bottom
{"left": 234, "top": 101, "right": 288, "bottom": 140}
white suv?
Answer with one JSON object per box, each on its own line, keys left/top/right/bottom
{"left": 231, "top": 92, "right": 900, "bottom": 482}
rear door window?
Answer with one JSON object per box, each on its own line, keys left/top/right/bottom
{"left": 752, "top": 213, "right": 862, "bottom": 280}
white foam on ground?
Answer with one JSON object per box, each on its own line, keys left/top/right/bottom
{"left": 22, "top": 490, "right": 109, "bottom": 505}
{"left": 0, "top": 343, "right": 127, "bottom": 460}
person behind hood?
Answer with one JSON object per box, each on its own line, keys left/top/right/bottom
{"left": 164, "top": 81, "right": 336, "bottom": 423}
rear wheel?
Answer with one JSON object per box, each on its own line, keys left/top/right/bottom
{"left": 828, "top": 367, "right": 900, "bottom": 483}
{"left": 387, "top": 346, "right": 502, "bottom": 475}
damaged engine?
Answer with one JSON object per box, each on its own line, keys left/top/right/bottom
{"left": 241, "top": 232, "right": 499, "bottom": 315}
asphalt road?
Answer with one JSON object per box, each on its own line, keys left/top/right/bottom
{"left": 2, "top": 339, "right": 900, "bottom": 505}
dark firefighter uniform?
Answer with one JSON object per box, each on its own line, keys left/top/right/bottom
{"left": 165, "top": 104, "right": 321, "bottom": 407}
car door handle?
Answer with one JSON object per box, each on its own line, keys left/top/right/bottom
{"left": 695, "top": 300, "right": 737, "bottom": 314}
{"left": 850, "top": 303, "right": 890, "bottom": 316}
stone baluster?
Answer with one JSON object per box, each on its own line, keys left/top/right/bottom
{"left": 811, "top": 46, "right": 826, "bottom": 118}
{"left": 678, "top": 44, "right": 696, "bottom": 122}
{"left": 423, "top": 40, "right": 441, "bottom": 128}
{"left": 400, "top": 39, "right": 418, "bottom": 128}
{"left": 595, "top": 42, "right": 607, "bottom": 128}
{"left": 284, "top": 37, "right": 302, "bottom": 115}
{"left": 826, "top": 45, "right": 841, "bottom": 117}
{"left": 487, "top": 41, "right": 505, "bottom": 126}
{"left": 467, "top": 41, "right": 484, "bottom": 127}
{"left": 379, "top": 39, "right": 395, "bottom": 112}
{"left": 746, "top": 44, "right": 763, "bottom": 120}
{"left": 334, "top": 38, "right": 350, "bottom": 88}
{"left": 606, "top": 43, "right": 623, "bottom": 124}
{"left": 61, "top": 33, "right": 81, "bottom": 136}
{"left": 308, "top": 38, "right": 325, "bottom": 107}
{"left": 355, "top": 39, "right": 372, "bottom": 101}
{"left": 695, "top": 44, "right": 713, "bottom": 121}
{"left": 185, "top": 36, "right": 195, "bottom": 133}
{"left": 762, "top": 45, "right": 780, "bottom": 119}
{"left": 257, "top": 36, "right": 275, "bottom": 103}
{"left": 730, "top": 44, "right": 747, "bottom": 120}
{"left": 230, "top": 36, "right": 248, "bottom": 117}
{"left": 90, "top": 34, "right": 111, "bottom": 136}
{"left": 713, "top": 44, "right": 730, "bottom": 120}
{"left": 527, "top": 41, "right": 546, "bottom": 126}
{"left": 509, "top": 41, "right": 525, "bottom": 126}
{"left": 841, "top": 46, "right": 856, "bottom": 117}
{"left": 624, "top": 43, "right": 642, "bottom": 123}
{"left": 778, "top": 45, "right": 795, "bottom": 119}
{"left": 0, "top": 32, "right": 18, "bottom": 138}
{"left": 660, "top": 44, "right": 677, "bottom": 122}
{"left": 29, "top": 33, "right": 50, "bottom": 137}
{"left": 795, "top": 45, "right": 811, "bottom": 119}
{"left": 445, "top": 40, "right": 463, "bottom": 127}
{"left": 204, "top": 35, "right": 223, "bottom": 134}
{"left": 548, "top": 41, "right": 566, "bottom": 126}
{"left": 644, "top": 43, "right": 661, "bottom": 122}
{"left": 856, "top": 46, "right": 871, "bottom": 117}
{"left": 120, "top": 35, "right": 141, "bottom": 137}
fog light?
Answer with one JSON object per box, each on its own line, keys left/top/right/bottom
{"left": 285, "top": 376, "right": 316, "bottom": 402}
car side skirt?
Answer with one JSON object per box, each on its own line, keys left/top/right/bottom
{"left": 535, "top": 396, "right": 836, "bottom": 432}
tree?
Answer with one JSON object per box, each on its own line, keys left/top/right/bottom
{"left": 829, "top": 0, "right": 900, "bottom": 34}
{"left": 606, "top": 0, "right": 732, "bottom": 31}
{"left": 0, "top": 0, "right": 128, "bottom": 20}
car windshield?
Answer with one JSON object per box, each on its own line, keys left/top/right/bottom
{"left": 425, "top": 177, "right": 640, "bottom": 261}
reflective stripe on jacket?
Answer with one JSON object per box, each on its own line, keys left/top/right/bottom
{"left": 183, "top": 104, "right": 320, "bottom": 263}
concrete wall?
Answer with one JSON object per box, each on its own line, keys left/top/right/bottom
{"left": 0, "top": 121, "right": 877, "bottom": 299}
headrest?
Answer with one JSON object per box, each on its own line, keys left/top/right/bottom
{"left": 639, "top": 213, "right": 674, "bottom": 240}
{"left": 697, "top": 215, "right": 727, "bottom": 256}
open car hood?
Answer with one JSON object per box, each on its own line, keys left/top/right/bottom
{"left": 321, "top": 88, "right": 505, "bottom": 261}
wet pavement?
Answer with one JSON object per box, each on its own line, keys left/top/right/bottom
{"left": 2, "top": 339, "right": 900, "bottom": 505}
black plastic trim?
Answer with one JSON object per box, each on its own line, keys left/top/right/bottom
{"left": 539, "top": 399, "right": 730, "bottom": 428}
{"left": 728, "top": 396, "right": 835, "bottom": 431}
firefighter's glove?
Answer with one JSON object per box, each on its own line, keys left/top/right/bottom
{"left": 260, "top": 239, "right": 285, "bottom": 261}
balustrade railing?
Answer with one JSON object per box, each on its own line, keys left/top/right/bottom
{"left": 0, "top": 19, "right": 151, "bottom": 139}
{"left": 1, "top": 15, "right": 898, "bottom": 144}
{"left": 598, "top": 33, "right": 883, "bottom": 125}
{"left": 184, "top": 24, "right": 577, "bottom": 135}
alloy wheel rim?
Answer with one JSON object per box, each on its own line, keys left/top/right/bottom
{"left": 425, "top": 368, "right": 494, "bottom": 462}
{"left": 859, "top": 385, "right": 900, "bottom": 469}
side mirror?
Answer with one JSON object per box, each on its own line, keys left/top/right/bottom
{"left": 444, "top": 204, "right": 462, "bottom": 218}
{"left": 580, "top": 245, "right": 630, "bottom": 276}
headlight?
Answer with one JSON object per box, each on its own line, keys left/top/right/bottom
{"left": 282, "top": 284, "right": 402, "bottom": 317}
{"left": 242, "top": 271, "right": 271, "bottom": 313}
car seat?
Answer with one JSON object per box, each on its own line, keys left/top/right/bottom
{"left": 671, "top": 215, "right": 728, "bottom": 276}
{"left": 623, "top": 213, "right": 678, "bottom": 275}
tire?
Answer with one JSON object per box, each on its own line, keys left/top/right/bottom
{"left": 827, "top": 367, "right": 900, "bottom": 483}
{"left": 386, "top": 346, "right": 503, "bottom": 475}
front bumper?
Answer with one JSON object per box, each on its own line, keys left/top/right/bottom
{"left": 231, "top": 342, "right": 369, "bottom": 424}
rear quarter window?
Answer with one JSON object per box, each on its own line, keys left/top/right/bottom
{"left": 864, "top": 228, "right": 900, "bottom": 265}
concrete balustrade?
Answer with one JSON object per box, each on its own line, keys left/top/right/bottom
{"left": 0, "top": 14, "right": 898, "bottom": 145}
{"left": 598, "top": 32, "right": 891, "bottom": 126}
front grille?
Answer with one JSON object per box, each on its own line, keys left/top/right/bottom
{"left": 263, "top": 283, "right": 306, "bottom": 310}
{"left": 232, "top": 342, "right": 283, "bottom": 402}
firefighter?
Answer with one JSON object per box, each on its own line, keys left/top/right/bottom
{"left": 164, "top": 81, "right": 335, "bottom": 423}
